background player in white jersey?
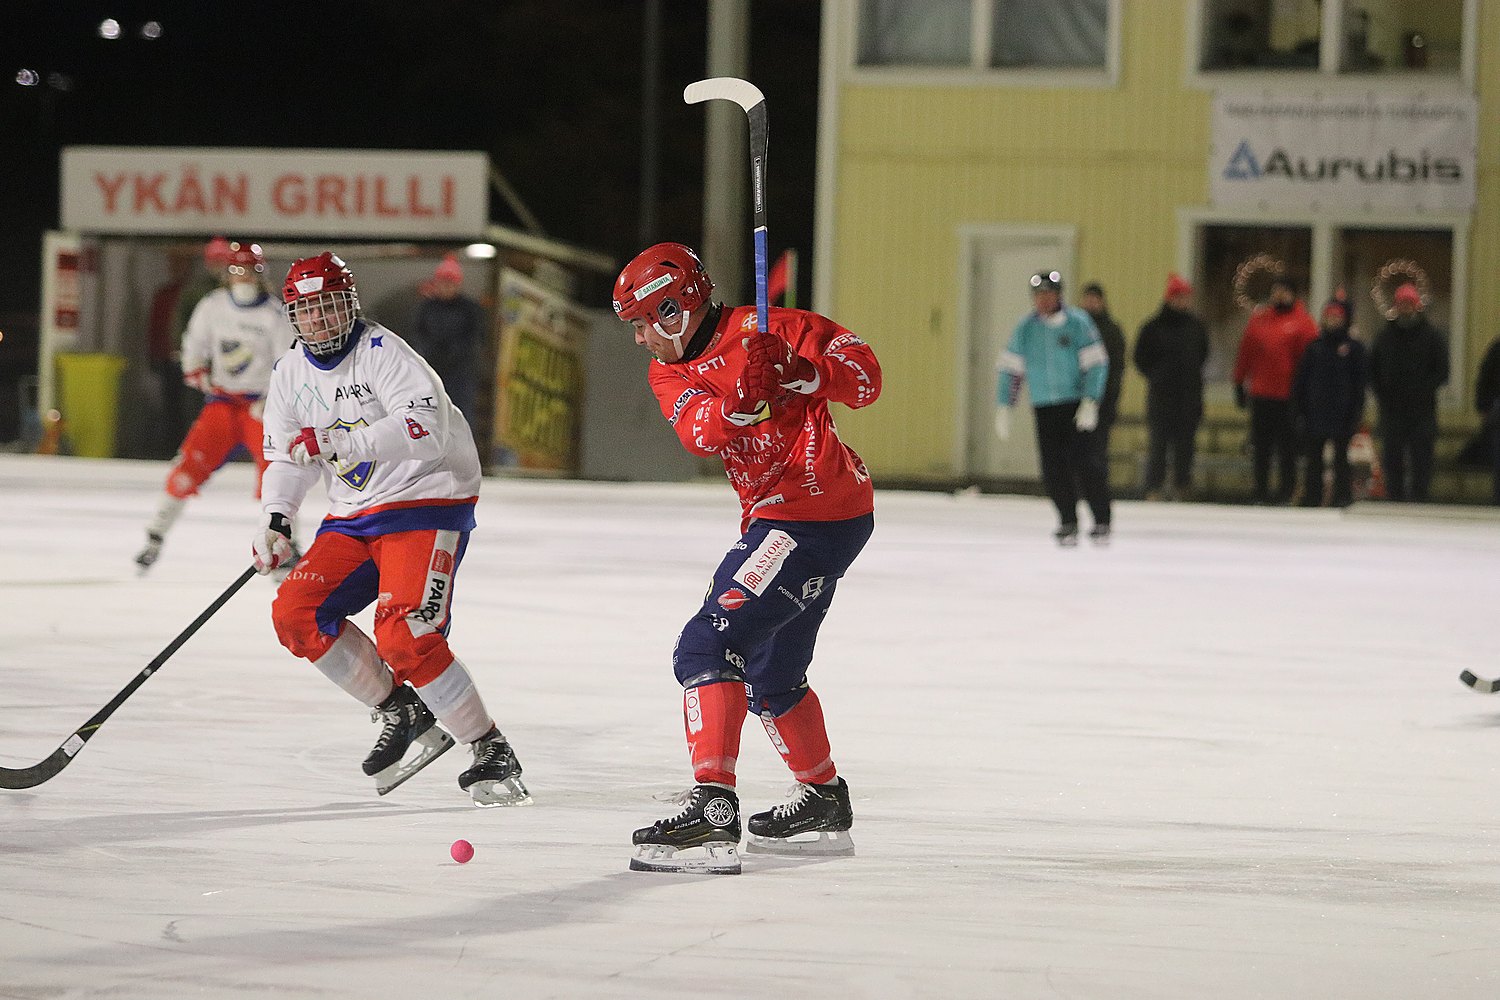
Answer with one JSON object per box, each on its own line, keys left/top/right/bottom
{"left": 136, "top": 241, "right": 300, "bottom": 572}
{"left": 252, "top": 252, "right": 528, "bottom": 806}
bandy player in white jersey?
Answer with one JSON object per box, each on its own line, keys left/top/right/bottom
{"left": 251, "top": 251, "right": 528, "bottom": 806}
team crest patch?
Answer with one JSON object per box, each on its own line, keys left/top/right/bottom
{"left": 329, "top": 416, "right": 375, "bottom": 490}
{"left": 717, "top": 588, "right": 749, "bottom": 610}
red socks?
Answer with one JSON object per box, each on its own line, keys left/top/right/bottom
{"left": 760, "top": 688, "right": 838, "bottom": 785}
{"left": 684, "top": 681, "right": 746, "bottom": 786}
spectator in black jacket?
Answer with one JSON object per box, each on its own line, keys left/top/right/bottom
{"left": 1080, "top": 282, "right": 1126, "bottom": 459}
{"left": 410, "top": 254, "right": 488, "bottom": 423}
{"left": 1293, "top": 293, "right": 1367, "bottom": 507}
{"left": 1133, "top": 273, "right": 1209, "bottom": 500}
{"left": 1370, "top": 283, "right": 1449, "bottom": 501}
{"left": 1473, "top": 336, "right": 1500, "bottom": 504}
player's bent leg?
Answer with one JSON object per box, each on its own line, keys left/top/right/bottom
{"left": 416, "top": 657, "right": 530, "bottom": 807}
{"left": 745, "top": 687, "right": 855, "bottom": 858}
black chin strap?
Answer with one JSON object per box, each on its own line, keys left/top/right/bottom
{"left": 677, "top": 303, "right": 723, "bottom": 363}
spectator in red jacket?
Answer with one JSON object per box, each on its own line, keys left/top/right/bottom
{"left": 1233, "top": 277, "right": 1319, "bottom": 503}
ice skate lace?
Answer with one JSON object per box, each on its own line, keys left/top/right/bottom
{"left": 368, "top": 698, "right": 414, "bottom": 751}
{"left": 472, "top": 738, "right": 508, "bottom": 766}
{"left": 771, "top": 782, "right": 813, "bottom": 820}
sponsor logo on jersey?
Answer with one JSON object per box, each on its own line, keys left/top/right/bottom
{"left": 430, "top": 549, "right": 454, "bottom": 575}
{"left": 733, "top": 529, "right": 797, "bottom": 596}
{"left": 405, "top": 416, "right": 430, "bottom": 439}
{"left": 333, "top": 382, "right": 373, "bottom": 402}
{"left": 669, "top": 387, "right": 706, "bottom": 426}
{"left": 801, "top": 576, "right": 826, "bottom": 602}
{"left": 693, "top": 355, "right": 727, "bottom": 374}
{"left": 739, "top": 313, "right": 758, "bottom": 331}
{"left": 776, "top": 586, "right": 806, "bottom": 612}
{"left": 717, "top": 587, "right": 749, "bottom": 610}
{"left": 724, "top": 648, "right": 747, "bottom": 672}
{"left": 710, "top": 615, "right": 730, "bottom": 632}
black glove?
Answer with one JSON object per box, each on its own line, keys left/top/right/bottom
{"left": 1234, "top": 384, "right": 1248, "bottom": 410}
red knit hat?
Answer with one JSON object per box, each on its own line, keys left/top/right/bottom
{"left": 1394, "top": 283, "right": 1422, "bottom": 307}
{"left": 433, "top": 253, "right": 464, "bottom": 284}
{"left": 1164, "top": 272, "right": 1193, "bottom": 299}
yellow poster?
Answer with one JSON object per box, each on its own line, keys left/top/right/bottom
{"left": 491, "top": 269, "right": 586, "bottom": 471}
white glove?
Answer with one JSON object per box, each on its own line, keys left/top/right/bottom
{"left": 993, "top": 407, "right": 1012, "bottom": 441}
{"left": 1074, "top": 397, "right": 1099, "bottom": 432}
{"left": 252, "top": 513, "right": 294, "bottom": 575}
{"left": 289, "top": 425, "right": 353, "bottom": 467}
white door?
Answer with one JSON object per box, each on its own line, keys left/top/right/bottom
{"left": 957, "top": 225, "right": 1077, "bottom": 482}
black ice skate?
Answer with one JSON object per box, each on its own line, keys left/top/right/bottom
{"left": 134, "top": 532, "right": 164, "bottom": 574}
{"left": 363, "top": 683, "right": 454, "bottom": 795}
{"left": 1054, "top": 524, "right": 1080, "bottom": 547}
{"left": 745, "top": 778, "right": 855, "bottom": 857}
{"left": 630, "top": 784, "right": 742, "bottom": 875}
{"left": 1088, "top": 524, "right": 1111, "bottom": 547}
{"left": 458, "top": 728, "right": 531, "bottom": 807}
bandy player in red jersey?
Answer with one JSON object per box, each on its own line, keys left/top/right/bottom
{"left": 615, "top": 242, "right": 881, "bottom": 874}
{"left": 251, "top": 251, "right": 528, "bottom": 807}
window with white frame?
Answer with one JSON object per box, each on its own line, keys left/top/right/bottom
{"left": 1198, "top": 0, "right": 1470, "bottom": 76}
{"left": 856, "top": 0, "right": 1111, "bottom": 71}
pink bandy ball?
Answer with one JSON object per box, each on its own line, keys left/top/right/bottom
{"left": 450, "top": 839, "right": 475, "bottom": 864}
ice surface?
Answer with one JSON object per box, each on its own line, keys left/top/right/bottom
{"left": 1, "top": 454, "right": 1496, "bottom": 999}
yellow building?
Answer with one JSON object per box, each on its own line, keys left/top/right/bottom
{"left": 815, "top": 0, "right": 1496, "bottom": 499}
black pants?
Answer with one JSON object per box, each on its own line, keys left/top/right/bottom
{"left": 1490, "top": 425, "right": 1500, "bottom": 506}
{"left": 1034, "top": 402, "right": 1111, "bottom": 528}
{"left": 1381, "top": 419, "right": 1436, "bottom": 502}
{"left": 1250, "top": 397, "right": 1297, "bottom": 502}
{"left": 1144, "top": 408, "right": 1200, "bottom": 493}
{"left": 1301, "top": 434, "right": 1353, "bottom": 507}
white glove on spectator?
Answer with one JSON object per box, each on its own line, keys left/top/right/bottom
{"left": 1074, "top": 398, "right": 1099, "bottom": 432}
{"left": 993, "top": 407, "right": 1012, "bottom": 441}
{"left": 252, "top": 513, "right": 294, "bottom": 575}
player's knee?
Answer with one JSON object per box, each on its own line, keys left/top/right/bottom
{"left": 372, "top": 620, "right": 453, "bottom": 687}
{"left": 164, "top": 456, "right": 211, "bottom": 499}
{"left": 270, "top": 593, "right": 333, "bottom": 661}
{"left": 749, "top": 680, "right": 809, "bottom": 718}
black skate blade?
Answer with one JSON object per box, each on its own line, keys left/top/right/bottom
{"left": 469, "top": 775, "right": 533, "bottom": 808}
{"left": 629, "top": 841, "right": 741, "bottom": 875}
{"left": 744, "top": 830, "right": 855, "bottom": 858}
{"left": 374, "top": 727, "right": 455, "bottom": 796}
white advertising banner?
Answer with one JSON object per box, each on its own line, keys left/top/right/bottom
{"left": 61, "top": 147, "right": 489, "bottom": 238}
{"left": 1210, "top": 91, "right": 1476, "bottom": 214}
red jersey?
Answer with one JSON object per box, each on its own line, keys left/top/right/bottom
{"left": 647, "top": 305, "right": 881, "bottom": 528}
{"left": 1233, "top": 302, "right": 1319, "bottom": 400}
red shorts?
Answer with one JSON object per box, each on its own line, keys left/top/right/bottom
{"left": 271, "top": 528, "right": 469, "bottom": 687}
{"left": 167, "top": 399, "right": 267, "bottom": 498}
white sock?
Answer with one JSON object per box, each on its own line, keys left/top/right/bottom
{"left": 146, "top": 496, "right": 186, "bottom": 539}
{"left": 312, "top": 625, "right": 394, "bottom": 707}
{"left": 416, "top": 657, "right": 494, "bottom": 744}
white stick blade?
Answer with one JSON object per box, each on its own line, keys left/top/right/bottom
{"left": 684, "top": 77, "right": 765, "bottom": 112}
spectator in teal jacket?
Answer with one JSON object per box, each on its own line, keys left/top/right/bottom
{"left": 994, "top": 270, "right": 1112, "bottom": 546}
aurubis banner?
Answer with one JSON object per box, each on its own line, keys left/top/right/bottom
{"left": 61, "top": 147, "right": 489, "bottom": 238}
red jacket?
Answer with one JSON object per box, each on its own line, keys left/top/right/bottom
{"left": 647, "top": 305, "right": 881, "bottom": 529}
{"left": 1233, "top": 302, "right": 1319, "bottom": 400}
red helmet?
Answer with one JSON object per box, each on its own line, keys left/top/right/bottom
{"left": 203, "top": 235, "right": 232, "bottom": 267}
{"left": 613, "top": 242, "right": 713, "bottom": 327}
{"left": 282, "top": 252, "right": 361, "bottom": 357}
{"left": 225, "top": 240, "right": 265, "bottom": 276}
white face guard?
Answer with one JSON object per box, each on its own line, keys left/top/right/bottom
{"left": 285, "top": 289, "right": 360, "bottom": 357}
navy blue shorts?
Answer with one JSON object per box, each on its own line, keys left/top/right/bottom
{"left": 673, "top": 513, "right": 873, "bottom": 717}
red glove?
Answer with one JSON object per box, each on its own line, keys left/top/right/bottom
{"left": 724, "top": 334, "right": 779, "bottom": 427}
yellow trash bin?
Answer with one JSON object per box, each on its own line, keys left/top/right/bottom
{"left": 55, "top": 353, "right": 128, "bottom": 458}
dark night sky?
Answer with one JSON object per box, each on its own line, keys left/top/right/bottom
{"left": 0, "top": 0, "right": 821, "bottom": 344}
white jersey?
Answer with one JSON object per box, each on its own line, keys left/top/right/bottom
{"left": 260, "top": 320, "right": 482, "bottom": 532}
{"left": 180, "top": 287, "right": 293, "bottom": 398}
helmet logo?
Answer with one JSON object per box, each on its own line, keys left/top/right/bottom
{"left": 634, "top": 273, "right": 674, "bottom": 301}
{"left": 294, "top": 276, "right": 325, "bottom": 294}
